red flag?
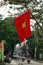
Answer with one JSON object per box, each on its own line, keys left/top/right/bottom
{"left": 14, "top": 10, "right": 32, "bottom": 42}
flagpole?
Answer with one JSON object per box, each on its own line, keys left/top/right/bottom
{"left": 24, "top": 39, "right": 28, "bottom": 49}
{"left": 2, "top": 41, "right": 4, "bottom": 62}
{"left": 24, "top": 39, "right": 26, "bottom": 45}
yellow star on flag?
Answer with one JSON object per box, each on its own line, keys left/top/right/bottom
{"left": 22, "top": 22, "right": 26, "bottom": 28}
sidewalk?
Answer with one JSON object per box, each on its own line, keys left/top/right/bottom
{"left": 36, "top": 60, "right": 43, "bottom": 63}
{"left": 6, "top": 60, "right": 18, "bottom": 65}
{"left": 6, "top": 59, "right": 43, "bottom": 65}
{"left": 33, "top": 59, "right": 43, "bottom": 63}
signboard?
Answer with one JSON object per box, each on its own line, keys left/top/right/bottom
{"left": 0, "top": 42, "right": 4, "bottom": 62}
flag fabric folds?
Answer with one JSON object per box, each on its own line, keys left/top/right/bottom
{"left": 14, "top": 10, "right": 32, "bottom": 42}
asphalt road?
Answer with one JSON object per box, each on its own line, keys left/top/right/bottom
{"left": 8, "top": 59, "right": 43, "bottom": 65}
{"left": 21, "top": 60, "right": 43, "bottom": 65}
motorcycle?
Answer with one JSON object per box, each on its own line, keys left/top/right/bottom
{"left": 4, "top": 52, "right": 11, "bottom": 63}
{"left": 21, "top": 53, "right": 31, "bottom": 64}
{"left": 26, "top": 53, "right": 31, "bottom": 63}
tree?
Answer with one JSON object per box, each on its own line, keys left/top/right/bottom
{"left": 0, "top": 17, "right": 19, "bottom": 44}
{"left": 4, "top": 0, "right": 43, "bottom": 41}
{"left": 0, "top": 17, "right": 20, "bottom": 57}
{"left": 0, "top": 0, "right": 43, "bottom": 59}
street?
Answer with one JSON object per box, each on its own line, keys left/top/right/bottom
{"left": 6, "top": 59, "right": 43, "bottom": 65}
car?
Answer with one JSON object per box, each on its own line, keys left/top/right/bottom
{"left": 13, "top": 53, "right": 19, "bottom": 59}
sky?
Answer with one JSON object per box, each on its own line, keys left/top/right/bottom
{"left": 0, "top": 3, "right": 23, "bottom": 20}
{"left": 0, "top": 0, "right": 42, "bottom": 45}
{"left": 0, "top": 2, "right": 36, "bottom": 31}
{"left": 0, "top": 0, "right": 42, "bottom": 20}
{"left": 0, "top": 0, "right": 3, "bottom": 2}
{"left": 0, "top": 0, "right": 42, "bottom": 31}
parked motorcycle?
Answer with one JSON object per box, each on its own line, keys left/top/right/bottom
{"left": 21, "top": 53, "right": 31, "bottom": 64}
{"left": 26, "top": 53, "right": 31, "bottom": 63}
{"left": 4, "top": 52, "right": 11, "bottom": 63}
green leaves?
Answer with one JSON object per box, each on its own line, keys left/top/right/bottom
{"left": 0, "top": 17, "right": 19, "bottom": 45}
